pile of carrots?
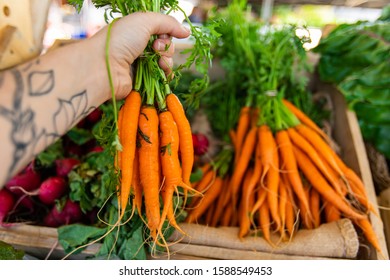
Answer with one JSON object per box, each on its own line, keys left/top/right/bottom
{"left": 185, "top": 96, "right": 382, "bottom": 254}
{"left": 116, "top": 90, "right": 198, "bottom": 247}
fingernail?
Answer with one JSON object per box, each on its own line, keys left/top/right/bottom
{"left": 156, "top": 41, "right": 165, "bottom": 51}
{"left": 182, "top": 25, "right": 191, "bottom": 34}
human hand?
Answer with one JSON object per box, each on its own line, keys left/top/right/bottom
{"left": 92, "top": 11, "right": 190, "bottom": 100}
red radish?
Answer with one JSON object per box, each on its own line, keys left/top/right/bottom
{"left": 5, "top": 169, "right": 41, "bottom": 196}
{"left": 15, "top": 195, "right": 35, "bottom": 211}
{"left": 0, "top": 189, "right": 15, "bottom": 225}
{"left": 43, "top": 199, "right": 83, "bottom": 227}
{"left": 55, "top": 158, "right": 80, "bottom": 177}
{"left": 89, "top": 146, "right": 104, "bottom": 153}
{"left": 86, "top": 108, "right": 102, "bottom": 124}
{"left": 192, "top": 133, "right": 210, "bottom": 156}
{"left": 76, "top": 118, "right": 87, "bottom": 128}
{"left": 38, "top": 176, "right": 68, "bottom": 205}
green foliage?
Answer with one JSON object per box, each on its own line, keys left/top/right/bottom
{"left": 0, "top": 241, "right": 24, "bottom": 260}
{"left": 203, "top": 0, "right": 320, "bottom": 138}
{"left": 313, "top": 9, "right": 390, "bottom": 159}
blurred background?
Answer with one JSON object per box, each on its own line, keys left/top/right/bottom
{"left": 42, "top": 0, "right": 386, "bottom": 50}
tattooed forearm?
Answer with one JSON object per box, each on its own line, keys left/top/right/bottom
{"left": 28, "top": 70, "right": 55, "bottom": 96}
{"left": 0, "top": 65, "right": 94, "bottom": 181}
{"left": 53, "top": 90, "right": 94, "bottom": 132}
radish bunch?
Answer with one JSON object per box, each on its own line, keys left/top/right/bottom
{"left": 0, "top": 108, "right": 104, "bottom": 227}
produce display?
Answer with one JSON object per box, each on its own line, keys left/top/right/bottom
{"left": 185, "top": 0, "right": 382, "bottom": 256}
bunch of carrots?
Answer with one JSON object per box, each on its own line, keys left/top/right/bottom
{"left": 185, "top": 95, "right": 382, "bottom": 255}
{"left": 115, "top": 89, "right": 200, "bottom": 247}
{"left": 91, "top": 0, "right": 219, "bottom": 253}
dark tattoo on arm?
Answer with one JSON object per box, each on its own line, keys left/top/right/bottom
{"left": 28, "top": 70, "right": 55, "bottom": 96}
{"left": 0, "top": 67, "right": 95, "bottom": 180}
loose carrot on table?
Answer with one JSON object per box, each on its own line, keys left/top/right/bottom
{"left": 138, "top": 105, "right": 161, "bottom": 241}
{"left": 117, "top": 90, "right": 142, "bottom": 218}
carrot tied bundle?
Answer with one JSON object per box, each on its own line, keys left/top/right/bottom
{"left": 186, "top": 96, "right": 382, "bottom": 254}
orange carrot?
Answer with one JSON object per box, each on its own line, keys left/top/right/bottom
{"left": 287, "top": 126, "right": 345, "bottom": 196}
{"left": 221, "top": 202, "right": 233, "bottom": 227}
{"left": 309, "top": 187, "right": 321, "bottom": 228}
{"left": 238, "top": 168, "right": 254, "bottom": 238}
{"left": 278, "top": 176, "right": 288, "bottom": 239}
{"left": 138, "top": 105, "right": 161, "bottom": 239}
{"left": 258, "top": 198, "right": 274, "bottom": 247}
{"left": 205, "top": 202, "right": 215, "bottom": 225}
{"left": 295, "top": 124, "right": 345, "bottom": 179}
{"left": 186, "top": 176, "right": 223, "bottom": 224}
{"left": 211, "top": 175, "right": 230, "bottom": 227}
{"left": 324, "top": 201, "right": 341, "bottom": 223}
{"left": 276, "top": 129, "right": 312, "bottom": 222}
{"left": 189, "top": 168, "right": 215, "bottom": 208}
{"left": 166, "top": 93, "right": 194, "bottom": 200}
{"left": 282, "top": 99, "right": 329, "bottom": 141}
{"left": 228, "top": 126, "right": 258, "bottom": 210}
{"left": 293, "top": 146, "right": 365, "bottom": 220}
{"left": 284, "top": 179, "right": 297, "bottom": 238}
{"left": 299, "top": 186, "right": 314, "bottom": 229}
{"left": 259, "top": 125, "right": 281, "bottom": 231}
{"left": 354, "top": 216, "right": 382, "bottom": 253}
{"left": 234, "top": 106, "right": 252, "bottom": 164}
{"left": 191, "top": 163, "right": 212, "bottom": 190}
{"left": 132, "top": 149, "right": 142, "bottom": 216}
{"left": 333, "top": 159, "right": 377, "bottom": 215}
{"left": 250, "top": 179, "right": 268, "bottom": 224}
{"left": 238, "top": 134, "right": 263, "bottom": 238}
{"left": 118, "top": 90, "right": 141, "bottom": 217}
{"left": 158, "top": 110, "right": 194, "bottom": 236}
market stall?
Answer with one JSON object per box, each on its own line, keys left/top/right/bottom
{"left": 0, "top": 0, "right": 389, "bottom": 261}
